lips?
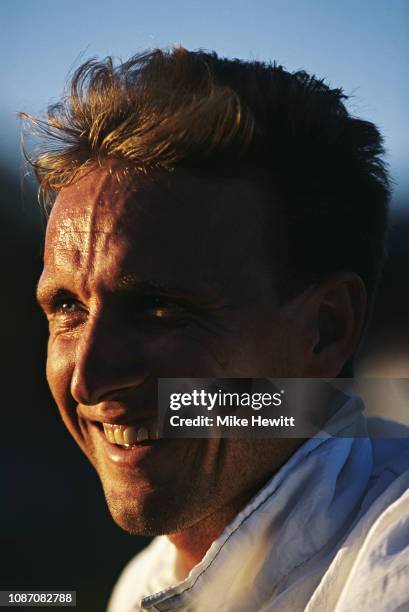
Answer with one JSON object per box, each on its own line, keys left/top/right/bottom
{"left": 87, "top": 418, "right": 171, "bottom": 469}
{"left": 102, "top": 422, "right": 159, "bottom": 447}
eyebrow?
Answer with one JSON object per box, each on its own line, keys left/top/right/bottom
{"left": 114, "top": 277, "right": 207, "bottom": 303}
{"left": 115, "top": 276, "right": 190, "bottom": 295}
{"left": 36, "top": 276, "right": 216, "bottom": 308}
{"left": 36, "top": 286, "right": 75, "bottom": 309}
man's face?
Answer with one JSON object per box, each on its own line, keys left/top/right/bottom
{"left": 37, "top": 164, "right": 307, "bottom": 534}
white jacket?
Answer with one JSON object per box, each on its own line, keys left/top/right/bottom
{"left": 108, "top": 397, "right": 409, "bottom": 611}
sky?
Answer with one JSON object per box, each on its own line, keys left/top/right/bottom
{"left": 1, "top": 0, "right": 408, "bottom": 207}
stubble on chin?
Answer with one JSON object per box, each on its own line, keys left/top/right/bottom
{"left": 101, "top": 478, "right": 208, "bottom": 536}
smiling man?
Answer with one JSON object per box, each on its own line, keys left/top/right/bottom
{"left": 27, "top": 48, "right": 409, "bottom": 611}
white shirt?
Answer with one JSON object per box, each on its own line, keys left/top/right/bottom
{"left": 108, "top": 396, "right": 409, "bottom": 611}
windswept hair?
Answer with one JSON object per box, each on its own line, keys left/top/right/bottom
{"left": 22, "top": 46, "right": 389, "bottom": 310}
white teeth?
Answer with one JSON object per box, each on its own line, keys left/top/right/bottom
{"left": 114, "top": 428, "right": 124, "bottom": 445}
{"left": 103, "top": 425, "right": 115, "bottom": 444}
{"left": 102, "top": 423, "right": 156, "bottom": 445}
{"left": 123, "top": 426, "right": 139, "bottom": 445}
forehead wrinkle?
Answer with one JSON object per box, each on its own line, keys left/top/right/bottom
{"left": 59, "top": 168, "right": 135, "bottom": 283}
{"left": 77, "top": 170, "right": 117, "bottom": 279}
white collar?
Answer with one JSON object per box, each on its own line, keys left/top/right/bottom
{"left": 142, "top": 395, "right": 372, "bottom": 611}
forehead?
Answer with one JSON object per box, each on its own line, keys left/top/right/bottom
{"left": 43, "top": 164, "right": 274, "bottom": 298}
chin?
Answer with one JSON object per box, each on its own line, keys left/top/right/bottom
{"left": 108, "top": 501, "right": 163, "bottom": 536}
{"left": 100, "top": 478, "right": 189, "bottom": 536}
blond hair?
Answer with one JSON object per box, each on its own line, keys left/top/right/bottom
{"left": 21, "top": 47, "right": 258, "bottom": 208}
{"left": 21, "top": 46, "right": 389, "bottom": 309}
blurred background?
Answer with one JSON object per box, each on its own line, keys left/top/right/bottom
{"left": 1, "top": 1, "right": 408, "bottom": 610}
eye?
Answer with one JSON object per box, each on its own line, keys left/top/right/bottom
{"left": 52, "top": 297, "right": 87, "bottom": 323}
{"left": 139, "top": 296, "right": 190, "bottom": 324}
{"left": 45, "top": 295, "right": 87, "bottom": 332}
{"left": 147, "top": 299, "right": 183, "bottom": 318}
{"left": 58, "top": 300, "right": 81, "bottom": 314}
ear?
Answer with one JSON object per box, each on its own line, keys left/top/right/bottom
{"left": 289, "top": 273, "right": 367, "bottom": 377}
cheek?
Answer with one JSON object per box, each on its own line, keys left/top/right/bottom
{"left": 226, "top": 313, "right": 301, "bottom": 377}
{"left": 46, "top": 336, "right": 77, "bottom": 423}
{"left": 146, "top": 328, "right": 231, "bottom": 377}
{"left": 151, "top": 320, "right": 281, "bottom": 378}
{"left": 149, "top": 327, "right": 272, "bottom": 378}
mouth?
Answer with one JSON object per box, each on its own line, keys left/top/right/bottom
{"left": 85, "top": 418, "right": 171, "bottom": 468}
{"left": 101, "top": 422, "right": 159, "bottom": 449}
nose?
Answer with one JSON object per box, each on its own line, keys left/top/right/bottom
{"left": 70, "top": 312, "right": 147, "bottom": 405}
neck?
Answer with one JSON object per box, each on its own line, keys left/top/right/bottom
{"left": 167, "top": 439, "right": 304, "bottom": 580}
{"left": 168, "top": 490, "right": 258, "bottom": 581}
